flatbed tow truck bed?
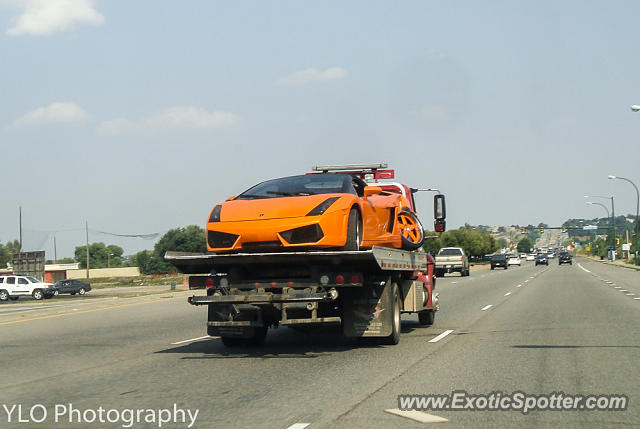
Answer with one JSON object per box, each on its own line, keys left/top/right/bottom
{"left": 166, "top": 247, "right": 439, "bottom": 346}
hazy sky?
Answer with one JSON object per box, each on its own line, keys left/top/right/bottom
{"left": 1, "top": 0, "right": 639, "bottom": 258}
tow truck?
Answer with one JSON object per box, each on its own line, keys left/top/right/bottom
{"left": 165, "top": 164, "right": 446, "bottom": 346}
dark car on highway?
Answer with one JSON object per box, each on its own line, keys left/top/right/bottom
{"left": 490, "top": 254, "right": 508, "bottom": 270}
{"left": 535, "top": 254, "right": 549, "bottom": 266}
{"left": 53, "top": 279, "right": 91, "bottom": 296}
{"left": 558, "top": 252, "right": 572, "bottom": 265}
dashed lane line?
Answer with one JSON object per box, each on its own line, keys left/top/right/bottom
{"left": 385, "top": 409, "right": 449, "bottom": 424}
{"left": 171, "top": 335, "right": 214, "bottom": 345}
{"left": 481, "top": 304, "right": 493, "bottom": 311}
{"left": 429, "top": 330, "right": 454, "bottom": 343}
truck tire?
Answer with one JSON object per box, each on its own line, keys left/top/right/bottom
{"left": 418, "top": 310, "right": 435, "bottom": 326}
{"left": 398, "top": 210, "right": 425, "bottom": 251}
{"left": 32, "top": 289, "right": 44, "bottom": 300}
{"left": 342, "top": 208, "right": 362, "bottom": 251}
{"left": 382, "top": 283, "right": 401, "bottom": 345}
{"left": 0, "top": 290, "right": 8, "bottom": 301}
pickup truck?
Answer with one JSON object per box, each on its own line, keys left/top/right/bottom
{"left": 435, "top": 247, "right": 470, "bottom": 277}
{"left": 0, "top": 275, "right": 56, "bottom": 301}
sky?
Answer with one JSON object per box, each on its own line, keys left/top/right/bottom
{"left": 1, "top": 0, "right": 639, "bottom": 258}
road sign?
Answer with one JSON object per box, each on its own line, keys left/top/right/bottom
{"left": 622, "top": 243, "right": 631, "bottom": 251}
{"left": 583, "top": 225, "right": 598, "bottom": 230}
{"left": 586, "top": 247, "right": 591, "bottom": 251}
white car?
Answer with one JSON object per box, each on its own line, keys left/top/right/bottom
{"left": 0, "top": 275, "right": 56, "bottom": 301}
{"left": 526, "top": 254, "right": 535, "bottom": 261}
{"left": 507, "top": 256, "right": 521, "bottom": 266}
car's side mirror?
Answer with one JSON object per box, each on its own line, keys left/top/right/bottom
{"left": 434, "top": 194, "right": 446, "bottom": 232}
{"left": 226, "top": 195, "right": 237, "bottom": 201}
{"left": 363, "top": 186, "right": 382, "bottom": 199}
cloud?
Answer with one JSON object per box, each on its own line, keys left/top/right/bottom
{"left": 3, "top": 0, "right": 104, "bottom": 36}
{"left": 11, "top": 102, "right": 90, "bottom": 127}
{"left": 276, "top": 67, "right": 348, "bottom": 85}
{"left": 97, "top": 106, "right": 242, "bottom": 135}
{"left": 420, "top": 106, "right": 450, "bottom": 121}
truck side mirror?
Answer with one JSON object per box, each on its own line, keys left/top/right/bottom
{"left": 434, "top": 194, "right": 446, "bottom": 232}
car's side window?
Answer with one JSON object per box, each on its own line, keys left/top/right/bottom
{"left": 6, "top": 277, "right": 15, "bottom": 284}
{"left": 18, "top": 278, "right": 28, "bottom": 284}
{"left": 0, "top": 277, "right": 4, "bottom": 284}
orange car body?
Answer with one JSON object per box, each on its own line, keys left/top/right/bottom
{"left": 206, "top": 173, "right": 422, "bottom": 253}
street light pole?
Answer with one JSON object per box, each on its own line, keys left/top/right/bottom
{"left": 584, "top": 195, "right": 616, "bottom": 255}
{"left": 608, "top": 175, "right": 640, "bottom": 265}
{"left": 586, "top": 201, "right": 610, "bottom": 218}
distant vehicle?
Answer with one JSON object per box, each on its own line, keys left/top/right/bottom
{"left": 526, "top": 254, "right": 535, "bottom": 261}
{"left": 558, "top": 252, "right": 572, "bottom": 265}
{"left": 547, "top": 252, "right": 556, "bottom": 259}
{"left": 507, "top": 256, "right": 521, "bottom": 266}
{"left": 0, "top": 275, "right": 56, "bottom": 301}
{"left": 519, "top": 253, "right": 526, "bottom": 258}
{"left": 535, "top": 254, "right": 549, "bottom": 266}
{"left": 491, "top": 254, "right": 508, "bottom": 270}
{"left": 53, "top": 279, "right": 91, "bottom": 296}
{"left": 435, "top": 247, "right": 470, "bottom": 277}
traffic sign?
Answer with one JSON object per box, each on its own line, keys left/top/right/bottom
{"left": 583, "top": 225, "right": 597, "bottom": 230}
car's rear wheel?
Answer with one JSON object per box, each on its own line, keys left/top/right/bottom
{"left": 398, "top": 210, "right": 424, "bottom": 250}
{"left": 32, "top": 289, "right": 44, "bottom": 300}
{"left": 78, "top": 288, "right": 86, "bottom": 295}
{"left": 342, "top": 208, "right": 362, "bottom": 251}
{"left": 0, "top": 290, "right": 8, "bottom": 301}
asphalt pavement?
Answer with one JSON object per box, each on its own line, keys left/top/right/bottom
{"left": 0, "top": 258, "right": 638, "bottom": 428}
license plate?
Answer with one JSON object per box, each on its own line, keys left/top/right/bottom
{"left": 446, "top": 265, "right": 451, "bottom": 268}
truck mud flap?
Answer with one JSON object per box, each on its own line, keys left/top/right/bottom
{"left": 342, "top": 277, "right": 393, "bottom": 338}
{"left": 207, "top": 304, "right": 263, "bottom": 338}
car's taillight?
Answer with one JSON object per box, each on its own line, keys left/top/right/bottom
{"left": 306, "top": 197, "right": 339, "bottom": 216}
{"left": 208, "top": 205, "right": 222, "bottom": 222}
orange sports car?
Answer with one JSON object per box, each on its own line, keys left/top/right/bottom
{"left": 206, "top": 167, "right": 445, "bottom": 253}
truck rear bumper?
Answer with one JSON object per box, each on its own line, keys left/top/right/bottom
{"left": 188, "top": 290, "right": 337, "bottom": 305}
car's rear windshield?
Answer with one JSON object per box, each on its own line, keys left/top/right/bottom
{"left": 236, "top": 174, "right": 355, "bottom": 200}
{"left": 438, "top": 248, "right": 462, "bottom": 256}
{"left": 492, "top": 255, "right": 506, "bottom": 260}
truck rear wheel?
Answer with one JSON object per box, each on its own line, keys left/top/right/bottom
{"left": 382, "top": 283, "right": 401, "bottom": 345}
{"left": 418, "top": 310, "right": 435, "bottom": 326}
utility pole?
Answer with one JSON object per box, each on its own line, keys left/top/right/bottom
{"left": 85, "top": 221, "right": 90, "bottom": 279}
{"left": 19, "top": 206, "right": 22, "bottom": 252}
{"left": 612, "top": 197, "right": 616, "bottom": 261}
{"left": 54, "top": 236, "right": 57, "bottom": 264}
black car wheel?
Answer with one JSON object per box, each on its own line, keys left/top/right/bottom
{"left": 32, "top": 289, "right": 44, "bottom": 300}
{"left": 0, "top": 290, "right": 8, "bottom": 301}
{"left": 342, "top": 208, "right": 362, "bottom": 251}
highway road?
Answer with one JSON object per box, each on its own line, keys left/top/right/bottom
{"left": 1, "top": 258, "right": 639, "bottom": 428}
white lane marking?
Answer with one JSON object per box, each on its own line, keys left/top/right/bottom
{"left": 615, "top": 286, "right": 622, "bottom": 289}
{"left": 504, "top": 292, "right": 511, "bottom": 296}
{"left": 619, "top": 290, "right": 628, "bottom": 292}
{"left": 171, "top": 335, "right": 213, "bottom": 345}
{"left": 577, "top": 263, "right": 590, "bottom": 273}
{"left": 385, "top": 409, "right": 449, "bottom": 423}
{"left": 524, "top": 280, "right": 529, "bottom": 283}
{"left": 451, "top": 281, "right": 457, "bottom": 284}
{"left": 429, "top": 329, "right": 454, "bottom": 343}
{"left": 530, "top": 276, "right": 535, "bottom": 279}
{"left": 481, "top": 304, "right": 493, "bottom": 311}
{"left": 517, "top": 284, "right": 522, "bottom": 288}
{"left": 635, "top": 298, "right": 640, "bottom": 300}
{"left": 286, "top": 424, "right": 310, "bottom": 429}
{"left": 626, "top": 293, "right": 635, "bottom": 296}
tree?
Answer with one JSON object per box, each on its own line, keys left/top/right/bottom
{"left": 423, "top": 227, "right": 498, "bottom": 258}
{"left": 0, "top": 243, "right": 10, "bottom": 267}
{"left": 74, "top": 242, "right": 125, "bottom": 269}
{"left": 517, "top": 237, "right": 533, "bottom": 253}
{"left": 133, "top": 225, "right": 207, "bottom": 274}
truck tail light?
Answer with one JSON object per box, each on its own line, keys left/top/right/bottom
{"left": 335, "top": 275, "right": 345, "bottom": 285}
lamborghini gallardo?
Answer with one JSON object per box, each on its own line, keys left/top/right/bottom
{"left": 206, "top": 167, "right": 445, "bottom": 253}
